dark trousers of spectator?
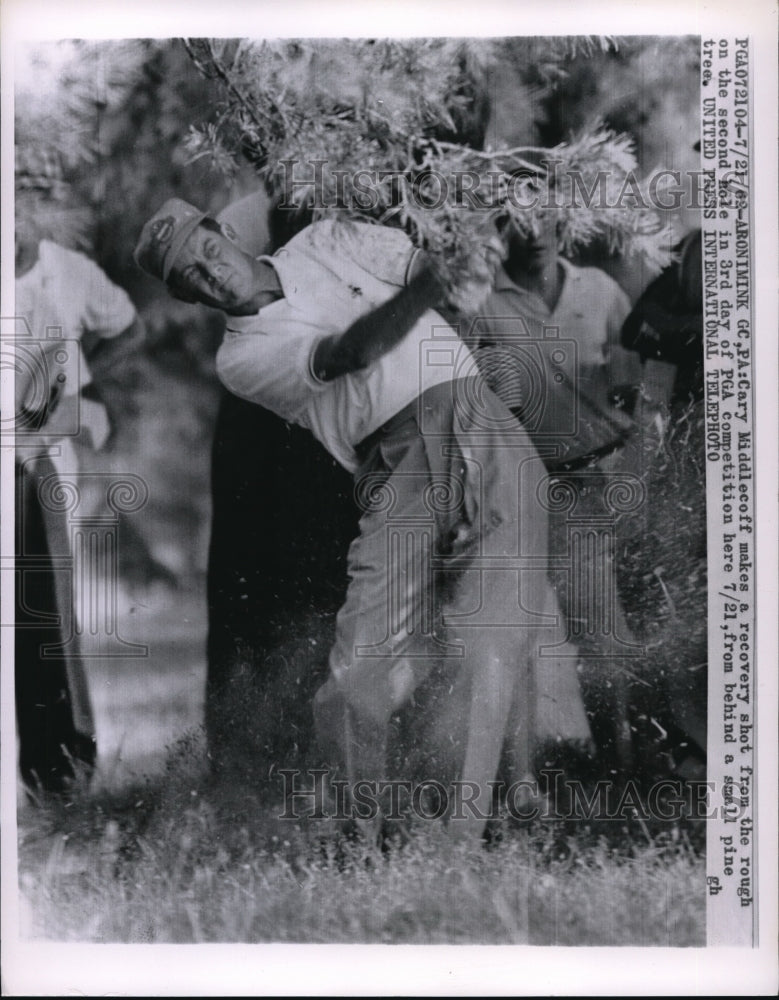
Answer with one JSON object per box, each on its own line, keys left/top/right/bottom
{"left": 15, "top": 457, "right": 96, "bottom": 793}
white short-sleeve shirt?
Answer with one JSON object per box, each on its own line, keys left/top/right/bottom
{"left": 216, "top": 220, "right": 473, "bottom": 472}
{"left": 15, "top": 239, "right": 136, "bottom": 400}
{"left": 481, "top": 258, "right": 637, "bottom": 413}
{"left": 15, "top": 240, "right": 137, "bottom": 461}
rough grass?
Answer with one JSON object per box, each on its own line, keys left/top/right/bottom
{"left": 15, "top": 402, "right": 709, "bottom": 949}
{"left": 18, "top": 732, "right": 704, "bottom": 946}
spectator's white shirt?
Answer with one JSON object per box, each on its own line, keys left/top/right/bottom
{"left": 15, "top": 240, "right": 136, "bottom": 462}
{"left": 483, "top": 258, "right": 638, "bottom": 411}
{"left": 16, "top": 239, "right": 136, "bottom": 397}
{"left": 216, "top": 220, "right": 473, "bottom": 473}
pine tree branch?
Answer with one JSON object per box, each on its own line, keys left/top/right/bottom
{"left": 182, "top": 38, "right": 276, "bottom": 136}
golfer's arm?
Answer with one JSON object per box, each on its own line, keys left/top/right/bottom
{"left": 311, "top": 267, "right": 442, "bottom": 382}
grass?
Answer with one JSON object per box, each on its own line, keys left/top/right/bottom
{"left": 18, "top": 732, "right": 705, "bottom": 946}
{"left": 14, "top": 404, "right": 709, "bottom": 948}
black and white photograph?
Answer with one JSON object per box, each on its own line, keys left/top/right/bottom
{"left": 2, "top": 1, "right": 777, "bottom": 995}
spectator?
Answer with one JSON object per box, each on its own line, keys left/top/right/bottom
{"left": 620, "top": 228, "right": 706, "bottom": 766}
{"left": 15, "top": 148, "right": 143, "bottom": 791}
{"left": 473, "top": 211, "right": 644, "bottom": 769}
{"left": 621, "top": 228, "right": 704, "bottom": 425}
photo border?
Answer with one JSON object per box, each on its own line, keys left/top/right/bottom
{"left": 2, "top": 1, "right": 776, "bottom": 995}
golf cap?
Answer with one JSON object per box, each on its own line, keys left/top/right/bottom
{"left": 134, "top": 198, "right": 209, "bottom": 282}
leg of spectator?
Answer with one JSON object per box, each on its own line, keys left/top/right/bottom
{"left": 15, "top": 459, "right": 95, "bottom": 792}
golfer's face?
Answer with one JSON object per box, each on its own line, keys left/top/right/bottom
{"left": 172, "top": 225, "right": 255, "bottom": 310}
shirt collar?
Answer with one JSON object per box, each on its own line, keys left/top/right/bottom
{"left": 492, "top": 256, "right": 576, "bottom": 313}
{"left": 225, "top": 312, "right": 259, "bottom": 334}
{"left": 494, "top": 255, "right": 573, "bottom": 292}
{"left": 225, "top": 295, "right": 288, "bottom": 334}
{"left": 493, "top": 266, "right": 526, "bottom": 293}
